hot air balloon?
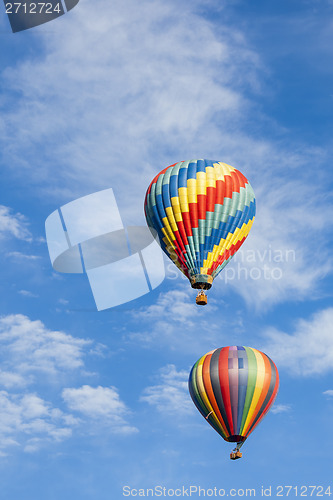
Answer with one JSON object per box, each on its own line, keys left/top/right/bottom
{"left": 188, "top": 346, "right": 279, "bottom": 460}
{"left": 144, "top": 160, "right": 255, "bottom": 305}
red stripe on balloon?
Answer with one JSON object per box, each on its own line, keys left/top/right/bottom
{"left": 176, "top": 219, "right": 189, "bottom": 247}
{"left": 218, "top": 347, "right": 234, "bottom": 435}
{"left": 206, "top": 186, "right": 216, "bottom": 213}
{"left": 230, "top": 170, "right": 241, "bottom": 193}
{"left": 224, "top": 174, "right": 233, "bottom": 199}
{"left": 182, "top": 212, "right": 193, "bottom": 237}
{"left": 215, "top": 179, "right": 225, "bottom": 206}
{"left": 197, "top": 194, "right": 206, "bottom": 220}
{"left": 188, "top": 203, "right": 199, "bottom": 229}
{"left": 233, "top": 169, "right": 247, "bottom": 190}
{"left": 235, "top": 170, "right": 248, "bottom": 187}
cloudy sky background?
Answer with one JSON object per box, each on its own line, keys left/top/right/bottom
{"left": 0, "top": 0, "right": 333, "bottom": 498}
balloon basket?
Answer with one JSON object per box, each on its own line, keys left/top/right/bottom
{"left": 196, "top": 291, "right": 207, "bottom": 306}
{"left": 230, "top": 451, "right": 242, "bottom": 460}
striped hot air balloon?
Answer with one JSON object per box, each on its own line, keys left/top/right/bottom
{"left": 144, "top": 159, "right": 255, "bottom": 305}
{"left": 188, "top": 346, "right": 279, "bottom": 459}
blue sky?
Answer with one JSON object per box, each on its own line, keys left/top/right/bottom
{"left": 0, "top": 0, "right": 333, "bottom": 498}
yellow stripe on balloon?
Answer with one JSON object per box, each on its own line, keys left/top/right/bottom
{"left": 187, "top": 179, "right": 197, "bottom": 203}
{"left": 220, "top": 162, "right": 236, "bottom": 175}
{"left": 161, "top": 230, "right": 175, "bottom": 250}
{"left": 196, "top": 171, "right": 207, "bottom": 196}
{"left": 178, "top": 187, "right": 189, "bottom": 212}
{"left": 161, "top": 217, "right": 176, "bottom": 244}
{"left": 205, "top": 166, "right": 216, "bottom": 188}
{"left": 241, "top": 350, "right": 266, "bottom": 436}
{"left": 212, "top": 162, "right": 226, "bottom": 182}
{"left": 165, "top": 206, "right": 178, "bottom": 233}
{"left": 171, "top": 197, "right": 181, "bottom": 214}
{"left": 202, "top": 243, "right": 220, "bottom": 269}
{"left": 171, "top": 196, "right": 184, "bottom": 223}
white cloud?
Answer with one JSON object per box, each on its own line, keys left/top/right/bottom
{"left": 271, "top": 404, "right": 292, "bottom": 415}
{"left": 0, "top": 391, "right": 72, "bottom": 455}
{"left": 0, "top": 205, "right": 31, "bottom": 241}
{"left": 129, "top": 287, "right": 229, "bottom": 351}
{"left": 18, "top": 290, "right": 39, "bottom": 298}
{"left": 0, "top": 0, "right": 261, "bottom": 213}
{"left": 323, "top": 390, "right": 333, "bottom": 397}
{"left": 0, "top": 371, "right": 28, "bottom": 389}
{"left": 137, "top": 289, "right": 203, "bottom": 327}
{"left": 0, "top": 314, "right": 92, "bottom": 382}
{"left": 6, "top": 252, "right": 40, "bottom": 260}
{"left": 140, "top": 364, "right": 193, "bottom": 416}
{"left": 128, "top": 285, "right": 248, "bottom": 352}
{"left": 216, "top": 171, "right": 333, "bottom": 310}
{"left": 261, "top": 308, "right": 333, "bottom": 376}
{"left": 0, "top": 0, "right": 331, "bottom": 312}
{"left": 62, "top": 385, "right": 138, "bottom": 434}
{"left": 0, "top": 315, "right": 136, "bottom": 454}
{"left": 58, "top": 298, "right": 69, "bottom": 305}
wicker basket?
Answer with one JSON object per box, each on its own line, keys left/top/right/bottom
{"left": 196, "top": 293, "right": 207, "bottom": 305}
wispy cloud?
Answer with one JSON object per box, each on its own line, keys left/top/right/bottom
{"left": 140, "top": 364, "right": 193, "bottom": 417}
{"left": 0, "top": 205, "right": 31, "bottom": 242}
{"left": 128, "top": 287, "right": 227, "bottom": 352}
{"left": 0, "top": 315, "right": 136, "bottom": 454}
{"left": 271, "top": 404, "right": 292, "bottom": 415}
{"left": 0, "top": 391, "right": 72, "bottom": 455}
{"left": 137, "top": 289, "right": 203, "bottom": 327}
{"left": 323, "top": 390, "right": 333, "bottom": 397}
{"left": 5, "top": 251, "right": 41, "bottom": 260}
{"left": 0, "top": 0, "right": 261, "bottom": 211}
{"left": 18, "top": 290, "right": 39, "bottom": 298}
{"left": 0, "top": 0, "right": 331, "bottom": 314}
{"left": 211, "top": 154, "right": 333, "bottom": 310}
{"left": 0, "top": 371, "right": 27, "bottom": 389}
{"left": 261, "top": 308, "right": 333, "bottom": 376}
{"left": 0, "top": 314, "right": 92, "bottom": 382}
{"left": 62, "top": 385, "right": 138, "bottom": 434}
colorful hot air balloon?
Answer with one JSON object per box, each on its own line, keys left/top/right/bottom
{"left": 144, "top": 159, "right": 255, "bottom": 305}
{"left": 188, "top": 346, "right": 279, "bottom": 460}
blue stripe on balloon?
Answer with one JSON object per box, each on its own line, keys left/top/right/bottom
{"left": 178, "top": 167, "right": 188, "bottom": 188}
{"left": 170, "top": 175, "right": 178, "bottom": 199}
{"left": 162, "top": 183, "right": 171, "bottom": 209}
{"left": 196, "top": 159, "right": 206, "bottom": 173}
{"left": 156, "top": 194, "right": 167, "bottom": 220}
{"left": 187, "top": 161, "right": 198, "bottom": 180}
{"left": 151, "top": 205, "right": 163, "bottom": 232}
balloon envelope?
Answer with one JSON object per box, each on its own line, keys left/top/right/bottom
{"left": 189, "top": 346, "right": 279, "bottom": 444}
{"left": 144, "top": 159, "right": 255, "bottom": 290}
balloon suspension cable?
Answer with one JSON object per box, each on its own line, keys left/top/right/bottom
{"left": 233, "top": 441, "right": 245, "bottom": 453}
{"left": 205, "top": 410, "right": 213, "bottom": 420}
